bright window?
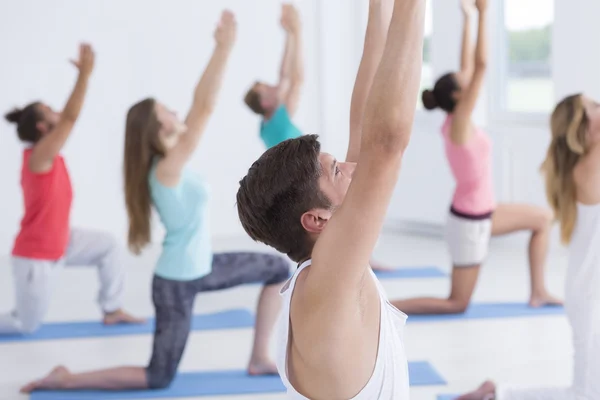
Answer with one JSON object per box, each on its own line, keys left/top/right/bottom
{"left": 418, "top": 0, "right": 433, "bottom": 109}
{"left": 503, "top": 0, "right": 554, "bottom": 113}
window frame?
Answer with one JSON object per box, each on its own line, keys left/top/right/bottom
{"left": 415, "top": 0, "right": 435, "bottom": 115}
{"left": 488, "top": 0, "right": 553, "bottom": 127}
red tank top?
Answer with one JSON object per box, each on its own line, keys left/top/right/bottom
{"left": 12, "top": 149, "right": 73, "bottom": 260}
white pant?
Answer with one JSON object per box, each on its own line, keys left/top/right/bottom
{"left": 498, "top": 285, "right": 600, "bottom": 400}
{"left": 0, "top": 228, "right": 125, "bottom": 334}
{"left": 446, "top": 213, "right": 492, "bottom": 266}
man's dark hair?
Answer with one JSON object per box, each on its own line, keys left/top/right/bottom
{"left": 237, "top": 134, "right": 331, "bottom": 262}
{"left": 244, "top": 86, "right": 266, "bottom": 115}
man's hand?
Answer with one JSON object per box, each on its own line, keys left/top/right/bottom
{"left": 281, "top": 4, "right": 300, "bottom": 34}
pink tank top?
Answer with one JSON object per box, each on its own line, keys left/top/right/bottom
{"left": 442, "top": 115, "right": 495, "bottom": 215}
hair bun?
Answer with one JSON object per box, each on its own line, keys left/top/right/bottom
{"left": 5, "top": 108, "right": 23, "bottom": 124}
{"left": 421, "top": 90, "right": 439, "bottom": 110}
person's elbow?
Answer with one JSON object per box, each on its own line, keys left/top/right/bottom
{"left": 292, "top": 72, "right": 304, "bottom": 86}
{"left": 475, "top": 58, "right": 488, "bottom": 71}
{"left": 363, "top": 122, "right": 412, "bottom": 158}
{"left": 193, "top": 97, "right": 216, "bottom": 116}
{"left": 60, "top": 109, "right": 79, "bottom": 123}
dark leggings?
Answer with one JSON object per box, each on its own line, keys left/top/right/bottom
{"left": 146, "top": 252, "right": 290, "bottom": 389}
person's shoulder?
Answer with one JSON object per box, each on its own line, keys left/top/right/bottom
{"left": 273, "top": 104, "right": 291, "bottom": 121}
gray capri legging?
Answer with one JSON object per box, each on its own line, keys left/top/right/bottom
{"left": 146, "top": 252, "right": 290, "bottom": 389}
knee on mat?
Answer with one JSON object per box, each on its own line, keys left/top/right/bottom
{"left": 147, "top": 369, "right": 176, "bottom": 390}
{"left": 101, "top": 232, "right": 120, "bottom": 253}
{"left": 448, "top": 299, "right": 470, "bottom": 314}
{"left": 533, "top": 208, "right": 554, "bottom": 232}
{"left": 19, "top": 319, "right": 42, "bottom": 334}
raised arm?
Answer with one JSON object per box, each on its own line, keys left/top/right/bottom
{"left": 311, "top": 0, "right": 425, "bottom": 289}
{"left": 29, "top": 44, "right": 94, "bottom": 173}
{"left": 161, "top": 11, "right": 237, "bottom": 173}
{"left": 346, "top": 0, "right": 393, "bottom": 163}
{"left": 459, "top": 0, "right": 475, "bottom": 81}
{"left": 451, "top": 0, "right": 488, "bottom": 144}
{"left": 278, "top": 4, "right": 304, "bottom": 117}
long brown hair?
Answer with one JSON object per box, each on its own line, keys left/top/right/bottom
{"left": 541, "top": 94, "right": 589, "bottom": 244}
{"left": 124, "top": 98, "right": 165, "bottom": 254}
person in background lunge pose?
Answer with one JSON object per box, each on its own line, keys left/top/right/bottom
{"left": 392, "top": 0, "right": 560, "bottom": 316}
{"left": 244, "top": 3, "right": 304, "bottom": 149}
{"left": 1, "top": 44, "right": 141, "bottom": 336}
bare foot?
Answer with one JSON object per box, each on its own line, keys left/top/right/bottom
{"left": 21, "top": 366, "right": 71, "bottom": 393}
{"left": 248, "top": 359, "right": 279, "bottom": 376}
{"left": 103, "top": 309, "right": 145, "bottom": 325}
{"left": 529, "top": 292, "right": 563, "bottom": 308}
{"left": 457, "top": 380, "right": 496, "bottom": 400}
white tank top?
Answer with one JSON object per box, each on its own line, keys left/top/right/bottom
{"left": 566, "top": 203, "right": 600, "bottom": 329}
{"left": 275, "top": 260, "right": 410, "bottom": 399}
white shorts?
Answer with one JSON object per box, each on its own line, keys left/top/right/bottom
{"left": 445, "top": 211, "right": 492, "bottom": 267}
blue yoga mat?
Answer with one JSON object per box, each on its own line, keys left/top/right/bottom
{"left": 0, "top": 309, "right": 254, "bottom": 343}
{"left": 406, "top": 302, "right": 564, "bottom": 324}
{"left": 438, "top": 395, "right": 459, "bottom": 400}
{"left": 30, "top": 361, "right": 446, "bottom": 399}
{"left": 374, "top": 266, "right": 447, "bottom": 279}
{"left": 409, "top": 361, "right": 447, "bottom": 386}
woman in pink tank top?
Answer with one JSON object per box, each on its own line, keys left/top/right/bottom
{"left": 0, "top": 44, "right": 140, "bottom": 336}
{"left": 393, "top": 0, "right": 560, "bottom": 315}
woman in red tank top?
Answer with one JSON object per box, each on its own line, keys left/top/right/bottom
{"left": 0, "top": 44, "right": 140, "bottom": 336}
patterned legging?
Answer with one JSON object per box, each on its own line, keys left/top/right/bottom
{"left": 146, "top": 252, "right": 290, "bottom": 389}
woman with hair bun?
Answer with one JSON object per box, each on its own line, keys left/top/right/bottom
{"left": 1, "top": 44, "right": 141, "bottom": 336}
{"left": 392, "top": 0, "right": 559, "bottom": 315}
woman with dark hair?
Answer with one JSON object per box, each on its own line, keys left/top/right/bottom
{"left": 21, "top": 11, "right": 289, "bottom": 394}
{"left": 455, "top": 94, "right": 600, "bottom": 400}
{"left": 393, "top": 0, "right": 560, "bottom": 315}
{"left": 0, "top": 44, "right": 140, "bottom": 336}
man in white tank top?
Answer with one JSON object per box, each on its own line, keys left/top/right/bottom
{"left": 236, "top": 0, "right": 426, "bottom": 398}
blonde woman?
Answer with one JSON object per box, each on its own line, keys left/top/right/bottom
{"left": 457, "top": 94, "right": 600, "bottom": 400}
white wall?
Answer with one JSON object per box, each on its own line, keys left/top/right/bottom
{"left": 0, "top": 0, "right": 323, "bottom": 255}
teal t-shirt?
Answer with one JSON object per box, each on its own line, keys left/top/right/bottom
{"left": 149, "top": 165, "right": 213, "bottom": 281}
{"left": 260, "top": 105, "right": 302, "bottom": 149}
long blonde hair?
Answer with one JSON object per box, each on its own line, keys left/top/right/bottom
{"left": 541, "top": 94, "right": 589, "bottom": 244}
{"left": 123, "top": 98, "right": 165, "bottom": 254}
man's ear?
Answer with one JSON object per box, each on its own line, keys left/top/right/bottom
{"left": 300, "top": 208, "right": 333, "bottom": 234}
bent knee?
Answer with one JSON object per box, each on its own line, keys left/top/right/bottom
{"left": 447, "top": 298, "right": 470, "bottom": 314}
{"left": 99, "top": 232, "right": 120, "bottom": 253}
{"left": 146, "top": 368, "right": 176, "bottom": 390}
{"left": 533, "top": 208, "right": 554, "bottom": 232}
{"left": 19, "top": 319, "right": 43, "bottom": 334}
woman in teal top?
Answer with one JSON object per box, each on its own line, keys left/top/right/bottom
{"left": 22, "top": 11, "right": 289, "bottom": 394}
